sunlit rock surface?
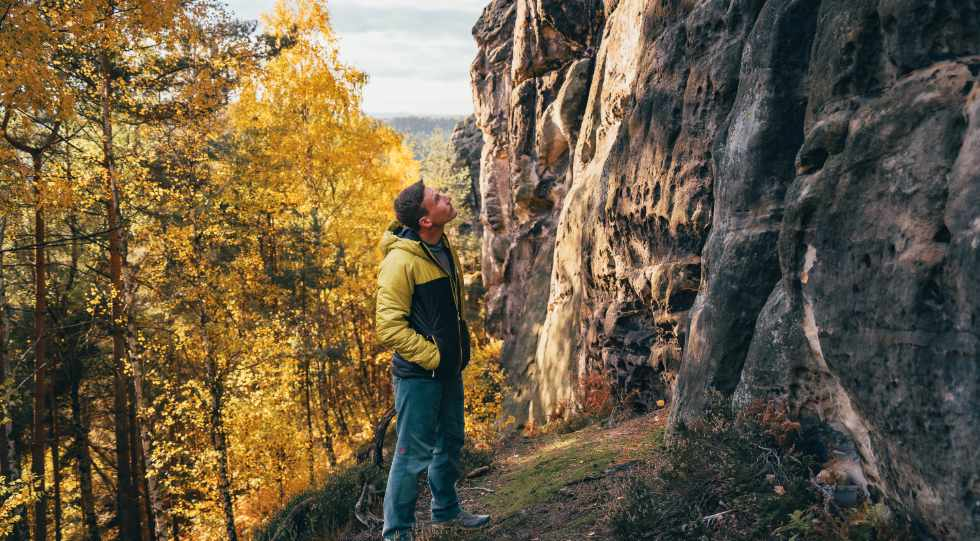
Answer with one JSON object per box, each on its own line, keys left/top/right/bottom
{"left": 470, "top": 1, "right": 978, "bottom": 537}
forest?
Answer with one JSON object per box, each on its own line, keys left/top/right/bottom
{"left": 0, "top": 1, "right": 500, "bottom": 539}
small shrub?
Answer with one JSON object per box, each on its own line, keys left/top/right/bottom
{"left": 252, "top": 462, "right": 383, "bottom": 541}
{"left": 459, "top": 444, "right": 493, "bottom": 474}
{"left": 609, "top": 393, "right": 909, "bottom": 540}
{"left": 550, "top": 411, "right": 595, "bottom": 434}
{"left": 538, "top": 370, "right": 617, "bottom": 435}
{"left": 577, "top": 370, "right": 613, "bottom": 417}
{"left": 0, "top": 475, "right": 36, "bottom": 537}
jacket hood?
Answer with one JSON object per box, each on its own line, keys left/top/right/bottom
{"left": 379, "top": 221, "right": 430, "bottom": 259}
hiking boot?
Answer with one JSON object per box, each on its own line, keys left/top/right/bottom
{"left": 382, "top": 529, "right": 414, "bottom": 541}
{"left": 432, "top": 509, "right": 491, "bottom": 529}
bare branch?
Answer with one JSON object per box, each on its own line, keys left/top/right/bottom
{"left": 0, "top": 224, "right": 127, "bottom": 254}
{"left": 0, "top": 1, "right": 13, "bottom": 30}
{"left": 1, "top": 106, "right": 62, "bottom": 156}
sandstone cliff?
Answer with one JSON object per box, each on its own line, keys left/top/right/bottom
{"left": 470, "top": 0, "right": 979, "bottom": 538}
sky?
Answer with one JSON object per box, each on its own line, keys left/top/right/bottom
{"left": 226, "top": 0, "right": 487, "bottom": 116}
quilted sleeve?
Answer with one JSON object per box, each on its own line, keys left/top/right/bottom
{"left": 375, "top": 254, "right": 440, "bottom": 370}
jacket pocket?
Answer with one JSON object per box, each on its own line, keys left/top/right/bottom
{"left": 425, "top": 333, "right": 440, "bottom": 376}
{"left": 392, "top": 352, "right": 434, "bottom": 379}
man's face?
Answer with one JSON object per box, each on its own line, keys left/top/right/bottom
{"left": 419, "top": 187, "right": 457, "bottom": 229}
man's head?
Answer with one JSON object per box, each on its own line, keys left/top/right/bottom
{"left": 394, "top": 180, "right": 456, "bottom": 232}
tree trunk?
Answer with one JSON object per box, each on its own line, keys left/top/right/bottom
{"left": 327, "top": 363, "right": 350, "bottom": 439}
{"left": 102, "top": 49, "right": 141, "bottom": 541}
{"left": 70, "top": 372, "right": 100, "bottom": 541}
{"left": 0, "top": 217, "right": 10, "bottom": 480}
{"left": 275, "top": 449, "right": 286, "bottom": 505}
{"left": 303, "top": 358, "right": 316, "bottom": 485}
{"left": 1, "top": 100, "right": 61, "bottom": 541}
{"left": 51, "top": 391, "right": 62, "bottom": 541}
{"left": 128, "top": 382, "right": 153, "bottom": 541}
{"left": 0, "top": 217, "right": 26, "bottom": 541}
{"left": 130, "top": 326, "right": 164, "bottom": 540}
{"left": 31, "top": 153, "right": 48, "bottom": 541}
{"left": 314, "top": 364, "right": 337, "bottom": 467}
{"left": 208, "top": 382, "right": 237, "bottom": 541}
{"left": 297, "top": 269, "right": 317, "bottom": 485}
{"left": 201, "top": 307, "right": 237, "bottom": 541}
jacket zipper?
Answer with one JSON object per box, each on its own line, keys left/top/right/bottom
{"left": 420, "top": 239, "right": 465, "bottom": 373}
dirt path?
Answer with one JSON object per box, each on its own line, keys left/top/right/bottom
{"left": 411, "top": 411, "right": 668, "bottom": 541}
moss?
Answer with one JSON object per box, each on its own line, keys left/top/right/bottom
{"left": 486, "top": 428, "right": 621, "bottom": 517}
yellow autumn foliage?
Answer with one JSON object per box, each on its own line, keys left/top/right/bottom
{"left": 0, "top": 1, "right": 503, "bottom": 539}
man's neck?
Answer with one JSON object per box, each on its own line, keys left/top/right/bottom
{"left": 418, "top": 226, "right": 444, "bottom": 246}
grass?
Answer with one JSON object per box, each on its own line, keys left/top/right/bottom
{"left": 609, "top": 395, "right": 915, "bottom": 541}
{"left": 485, "top": 425, "right": 622, "bottom": 517}
{"left": 256, "top": 395, "right": 918, "bottom": 541}
{"left": 422, "top": 412, "right": 668, "bottom": 541}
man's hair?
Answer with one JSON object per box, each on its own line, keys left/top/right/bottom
{"left": 394, "top": 180, "right": 427, "bottom": 231}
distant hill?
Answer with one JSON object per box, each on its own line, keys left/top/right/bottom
{"left": 375, "top": 115, "right": 468, "bottom": 159}
{"left": 376, "top": 115, "right": 466, "bottom": 141}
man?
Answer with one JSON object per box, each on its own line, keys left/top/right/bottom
{"left": 375, "top": 180, "right": 491, "bottom": 541}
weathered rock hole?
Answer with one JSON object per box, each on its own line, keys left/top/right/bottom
{"left": 962, "top": 80, "right": 975, "bottom": 96}
{"left": 667, "top": 290, "right": 698, "bottom": 312}
{"left": 933, "top": 225, "right": 952, "bottom": 243}
{"left": 918, "top": 276, "right": 946, "bottom": 313}
{"left": 800, "top": 147, "right": 830, "bottom": 174}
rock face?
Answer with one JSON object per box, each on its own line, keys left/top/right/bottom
{"left": 471, "top": 0, "right": 603, "bottom": 420}
{"left": 450, "top": 115, "right": 485, "bottom": 237}
{"left": 470, "top": 0, "right": 979, "bottom": 537}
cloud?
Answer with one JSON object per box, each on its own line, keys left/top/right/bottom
{"left": 361, "top": 76, "right": 474, "bottom": 116}
{"left": 336, "top": 31, "right": 474, "bottom": 82}
{"left": 224, "top": 0, "right": 480, "bottom": 115}
{"left": 226, "top": 0, "right": 486, "bottom": 24}
{"left": 329, "top": 4, "right": 479, "bottom": 37}
{"left": 333, "top": 0, "right": 486, "bottom": 11}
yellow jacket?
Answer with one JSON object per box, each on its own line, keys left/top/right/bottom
{"left": 376, "top": 222, "right": 469, "bottom": 379}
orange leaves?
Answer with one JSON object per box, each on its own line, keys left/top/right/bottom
{"left": 463, "top": 339, "right": 510, "bottom": 449}
{"left": 740, "top": 398, "right": 802, "bottom": 449}
{"left": 577, "top": 369, "right": 614, "bottom": 417}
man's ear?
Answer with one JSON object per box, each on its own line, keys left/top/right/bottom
{"left": 418, "top": 216, "right": 432, "bottom": 229}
